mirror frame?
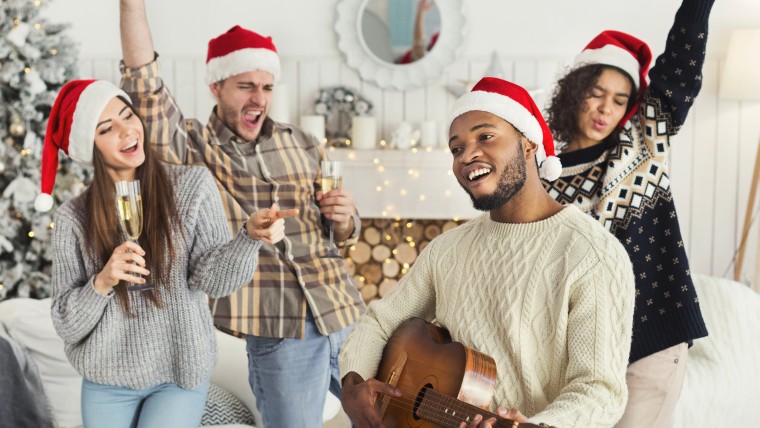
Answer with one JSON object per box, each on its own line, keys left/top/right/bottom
{"left": 335, "top": 0, "right": 466, "bottom": 91}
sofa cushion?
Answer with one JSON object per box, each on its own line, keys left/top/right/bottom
{"left": 0, "top": 298, "right": 83, "bottom": 428}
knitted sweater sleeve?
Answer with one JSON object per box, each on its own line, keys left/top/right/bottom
{"left": 120, "top": 54, "right": 197, "bottom": 165}
{"left": 338, "top": 238, "right": 438, "bottom": 382}
{"left": 530, "top": 238, "right": 635, "bottom": 428}
{"left": 50, "top": 206, "right": 114, "bottom": 346}
{"left": 185, "top": 168, "right": 262, "bottom": 298}
{"left": 646, "top": 0, "right": 715, "bottom": 133}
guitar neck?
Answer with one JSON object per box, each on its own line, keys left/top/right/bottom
{"left": 417, "top": 387, "right": 541, "bottom": 428}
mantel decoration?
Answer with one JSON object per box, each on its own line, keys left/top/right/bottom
{"left": 315, "top": 86, "right": 373, "bottom": 147}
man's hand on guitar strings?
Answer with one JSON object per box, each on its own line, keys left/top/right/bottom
{"left": 341, "top": 371, "right": 403, "bottom": 428}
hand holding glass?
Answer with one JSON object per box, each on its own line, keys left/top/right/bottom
{"left": 115, "top": 180, "right": 153, "bottom": 291}
{"left": 320, "top": 161, "right": 343, "bottom": 259}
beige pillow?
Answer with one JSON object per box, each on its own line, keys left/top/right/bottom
{"left": 0, "top": 298, "right": 83, "bottom": 428}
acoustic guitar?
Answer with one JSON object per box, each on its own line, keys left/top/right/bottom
{"left": 375, "top": 317, "right": 544, "bottom": 428}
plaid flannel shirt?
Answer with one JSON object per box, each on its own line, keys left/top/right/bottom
{"left": 120, "top": 56, "right": 364, "bottom": 338}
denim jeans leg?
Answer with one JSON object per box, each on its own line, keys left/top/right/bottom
{"left": 137, "top": 380, "right": 209, "bottom": 428}
{"left": 81, "top": 379, "right": 142, "bottom": 428}
{"left": 246, "top": 313, "right": 332, "bottom": 428}
{"left": 81, "top": 379, "right": 209, "bottom": 428}
{"left": 328, "top": 323, "right": 354, "bottom": 399}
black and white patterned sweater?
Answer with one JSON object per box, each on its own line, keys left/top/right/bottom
{"left": 542, "top": 0, "right": 713, "bottom": 362}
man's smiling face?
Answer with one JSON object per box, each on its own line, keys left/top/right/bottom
{"left": 448, "top": 110, "right": 528, "bottom": 211}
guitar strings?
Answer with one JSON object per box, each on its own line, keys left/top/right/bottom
{"left": 379, "top": 398, "right": 493, "bottom": 427}
{"left": 378, "top": 385, "right": 495, "bottom": 426}
{"left": 384, "top": 401, "right": 504, "bottom": 427}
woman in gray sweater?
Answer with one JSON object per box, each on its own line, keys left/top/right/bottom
{"left": 34, "top": 79, "right": 296, "bottom": 428}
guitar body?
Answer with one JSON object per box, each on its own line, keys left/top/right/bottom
{"left": 376, "top": 318, "right": 498, "bottom": 428}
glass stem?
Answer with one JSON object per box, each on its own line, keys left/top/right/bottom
{"left": 130, "top": 239, "right": 142, "bottom": 281}
{"left": 329, "top": 220, "right": 335, "bottom": 251}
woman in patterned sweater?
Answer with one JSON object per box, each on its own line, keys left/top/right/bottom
{"left": 34, "top": 79, "right": 294, "bottom": 428}
{"left": 542, "top": 1, "right": 715, "bottom": 426}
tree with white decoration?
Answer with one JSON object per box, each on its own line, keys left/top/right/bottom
{"left": 0, "top": 0, "right": 81, "bottom": 300}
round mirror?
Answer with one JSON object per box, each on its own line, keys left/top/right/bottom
{"left": 335, "top": 0, "right": 465, "bottom": 91}
{"left": 361, "top": 0, "right": 442, "bottom": 65}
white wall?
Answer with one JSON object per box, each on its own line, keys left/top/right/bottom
{"left": 43, "top": 0, "right": 760, "bottom": 284}
{"left": 45, "top": 0, "right": 760, "bottom": 57}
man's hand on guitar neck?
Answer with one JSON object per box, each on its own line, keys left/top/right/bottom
{"left": 341, "top": 371, "right": 402, "bottom": 428}
{"left": 460, "top": 407, "right": 528, "bottom": 428}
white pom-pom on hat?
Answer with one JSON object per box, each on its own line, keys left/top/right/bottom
{"left": 539, "top": 155, "right": 563, "bottom": 182}
{"left": 34, "top": 193, "right": 54, "bottom": 213}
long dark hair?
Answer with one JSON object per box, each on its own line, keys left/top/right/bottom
{"left": 546, "top": 64, "right": 638, "bottom": 151}
{"left": 83, "top": 98, "right": 180, "bottom": 315}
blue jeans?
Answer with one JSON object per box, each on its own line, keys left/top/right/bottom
{"left": 246, "top": 309, "right": 353, "bottom": 428}
{"left": 81, "top": 378, "right": 209, "bottom": 428}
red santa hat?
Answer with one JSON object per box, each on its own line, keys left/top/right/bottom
{"left": 34, "top": 79, "right": 129, "bottom": 212}
{"left": 447, "top": 77, "right": 562, "bottom": 181}
{"left": 573, "top": 30, "right": 652, "bottom": 125}
{"left": 206, "top": 25, "right": 281, "bottom": 84}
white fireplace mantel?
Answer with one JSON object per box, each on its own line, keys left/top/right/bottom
{"left": 329, "top": 148, "right": 479, "bottom": 220}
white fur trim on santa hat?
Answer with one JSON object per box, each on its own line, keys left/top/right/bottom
{"left": 447, "top": 90, "right": 548, "bottom": 162}
{"left": 573, "top": 44, "right": 641, "bottom": 90}
{"left": 68, "top": 81, "right": 129, "bottom": 166}
{"left": 205, "top": 47, "right": 281, "bottom": 84}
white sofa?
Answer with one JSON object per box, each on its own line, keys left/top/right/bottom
{"left": 3, "top": 273, "right": 758, "bottom": 427}
{"left": 670, "top": 274, "right": 760, "bottom": 426}
{"left": 0, "top": 297, "right": 341, "bottom": 428}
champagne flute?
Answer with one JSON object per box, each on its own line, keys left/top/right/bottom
{"left": 115, "top": 180, "right": 153, "bottom": 291}
{"left": 320, "top": 160, "right": 343, "bottom": 259}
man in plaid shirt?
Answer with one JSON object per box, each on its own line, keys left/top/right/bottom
{"left": 119, "top": 1, "right": 365, "bottom": 426}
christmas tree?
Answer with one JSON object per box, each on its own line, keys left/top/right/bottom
{"left": 0, "top": 0, "right": 81, "bottom": 300}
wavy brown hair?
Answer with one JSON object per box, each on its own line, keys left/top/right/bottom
{"left": 83, "top": 98, "right": 180, "bottom": 315}
{"left": 546, "top": 64, "right": 637, "bottom": 150}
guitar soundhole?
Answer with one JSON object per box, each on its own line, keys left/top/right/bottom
{"left": 412, "top": 383, "right": 433, "bottom": 420}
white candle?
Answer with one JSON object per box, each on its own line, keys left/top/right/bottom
{"left": 300, "top": 115, "right": 326, "bottom": 142}
{"left": 269, "top": 83, "right": 290, "bottom": 123}
{"left": 393, "top": 122, "right": 413, "bottom": 150}
{"left": 351, "top": 116, "right": 377, "bottom": 150}
{"left": 420, "top": 120, "right": 438, "bottom": 148}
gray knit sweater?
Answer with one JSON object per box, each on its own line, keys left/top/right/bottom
{"left": 50, "top": 164, "right": 261, "bottom": 389}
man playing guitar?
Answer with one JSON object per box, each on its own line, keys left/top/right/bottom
{"left": 339, "top": 78, "right": 636, "bottom": 428}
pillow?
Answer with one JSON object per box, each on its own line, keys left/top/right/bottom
{"left": 201, "top": 383, "right": 256, "bottom": 426}
{"left": 0, "top": 298, "right": 83, "bottom": 428}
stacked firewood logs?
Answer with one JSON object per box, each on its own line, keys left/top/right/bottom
{"left": 344, "top": 218, "right": 465, "bottom": 304}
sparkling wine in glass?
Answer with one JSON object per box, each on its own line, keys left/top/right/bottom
{"left": 115, "top": 180, "right": 153, "bottom": 291}
{"left": 321, "top": 160, "right": 343, "bottom": 259}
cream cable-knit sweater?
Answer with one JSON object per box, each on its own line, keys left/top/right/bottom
{"left": 339, "top": 206, "right": 635, "bottom": 427}
{"left": 50, "top": 165, "right": 261, "bottom": 390}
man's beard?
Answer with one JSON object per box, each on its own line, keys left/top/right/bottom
{"left": 463, "top": 144, "right": 527, "bottom": 212}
